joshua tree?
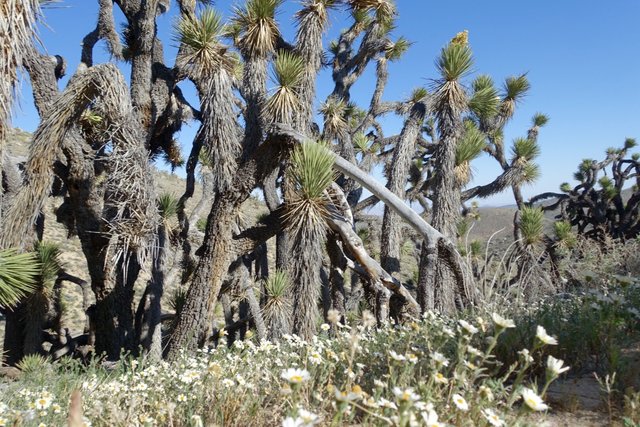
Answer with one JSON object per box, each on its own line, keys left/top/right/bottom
{"left": 285, "top": 142, "right": 334, "bottom": 339}
{"left": 262, "top": 270, "right": 292, "bottom": 341}
{"left": 531, "top": 139, "right": 640, "bottom": 241}
{"left": 0, "top": 1, "right": 40, "bottom": 213}
{"left": 1, "top": 0, "right": 547, "bottom": 363}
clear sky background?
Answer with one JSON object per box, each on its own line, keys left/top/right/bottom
{"left": 11, "top": 0, "right": 640, "bottom": 207}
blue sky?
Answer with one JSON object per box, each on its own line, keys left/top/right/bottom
{"left": 12, "top": 1, "right": 640, "bottom": 206}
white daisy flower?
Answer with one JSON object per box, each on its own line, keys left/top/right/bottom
{"left": 482, "top": 408, "right": 505, "bottom": 426}
{"left": 281, "top": 368, "right": 310, "bottom": 384}
{"left": 522, "top": 387, "right": 549, "bottom": 411}
{"left": 433, "top": 372, "right": 448, "bottom": 384}
{"left": 389, "top": 350, "right": 406, "bottom": 361}
{"left": 536, "top": 326, "right": 558, "bottom": 345}
{"left": 459, "top": 319, "right": 479, "bottom": 335}
{"left": 547, "top": 355, "right": 570, "bottom": 376}
{"left": 491, "top": 313, "right": 516, "bottom": 329}
{"left": 452, "top": 393, "right": 469, "bottom": 411}
{"left": 432, "top": 352, "right": 450, "bottom": 367}
{"left": 421, "top": 409, "right": 443, "bottom": 427}
{"left": 393, "top": 387, "right": 420, "bottom": 403}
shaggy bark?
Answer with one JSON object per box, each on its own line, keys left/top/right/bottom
{"left": 380, "top": 100, "right": 426, "bottom": 274}
{"left": 290, "top": 220, "right": 325, "bottom": 340}
{"left": 166, "top": 132, "right": 289, "bottom": 358}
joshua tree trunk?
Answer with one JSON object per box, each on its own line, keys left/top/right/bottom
{"left": 290, "top": 224, "right": 325, "bottom": 340}
{"left": 135, "top": 223, "right": 167, "bottom": 361}
{"left": 380, "top": 99, "right": 426, "bottom": 274}
{"left": 166, "top": 195, "right": 236, "bottom": 355}
{"left": 166, "top": 132, "right": 287, "bottom": 358}
{"left": 427, "top": 111, "right": 464, "bottom": 313}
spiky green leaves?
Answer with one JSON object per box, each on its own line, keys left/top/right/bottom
{"left": 175, "top": 8, "right": 235, "bottom": 78}
{"left": 519, "top": 206, "right": 544, "bottom": 246}
{"left": 532, "top": 113, "right": 549, "bottom": 128}
{"left": 285, "top": 141, "right": 335, "bottom": 231}
{"left": 499, "top": 74, "right": 530, "bottom": 121}
{"left": 520, "top": 162, "right": 541, "bottom": 184}
{"left": 231, "top": 0, "right": 282, "bottom": 57}
{"left": 157, "top": 193, "right": 179, "bottom": 235}
{"left": 353, "top": 132, "right": 372, "bottom": 154}
{"left": 262, "top": 270, "right": 291, "bottom": 338}
{"left": 319, "top": 97, "right": 348, "bottom": 139}
{"left": 553, "top": 220, "right": 577, "bottom": 250}
{"left": 599, "top": 176, "right": 618, "bottom": 199}
{"left": 436, "top": 41, "right": 474, "bottom": 83}
{"left": 469, "top": 75, "right": 499, "bottom": 120}
{"left": 157, "top": 193, "right": 178, "bottom": 219}
{"left": 264, "top": 51, "right": 305, "bottom": 123}
{"left": 385, "top": 36, "right": 411, "bottom": 61}
{"left": 295, "top": 0, "right": 337, "bottom": 26}
{"left": 456, "top": 121, "right": 485, "bottom": 165}
{"left": 289, "top": 141, "right": 335, "bottom": 200}
{"left": 264, "top": 270, "right": 290, "bottom": 299}
{"left": 347, "top": 0, "right": 397, "bottom": 26}
{"left": 469, "top": 240, "right": 483, "bottom": 258}
{"left": 455, "top": 121, "right": 485, "bottom": 186}
{"left": 34, "top": 241, "right": 62, "bottom": 293}
{"left": 0, "top": 249, "right": 39, "bottom": 308}
{"left": 503, "top": 74, "right": 530, "bottom": 102}
{"left": 433, "top": 40, "right": 473, "bottom": 117}
{"left": 511, "top": 137, "right": 541, "bottom": 185}
{"left": 409, "top": 87, "right": 428, "bottom": 104}
{"left": 511, "top": 137, "right": 540, "bottom": 163}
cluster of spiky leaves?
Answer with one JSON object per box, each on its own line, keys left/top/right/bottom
{"left": 264, "top": 51, "right": 305, "bottom": 123}
{"left": 532, "top": 112, "right": 549, "bottom": 128}
{"left": 509, "top": 136, "right": 541, "bottom": 185}
{"left": 319, "top": 97, "right": 348, "bottom": 139}
{"left": 352, "top": 132, "right": 373, "bottom": 154}
{"left": 469, "top": 75, "right": 499, "bottom": 120}
{"left": 500, "top": 74, "right": 530, "bottom": 120}
{"left": 553, "top": 220, "right": 577, "bottom": 250}
{"left": 288, "top": 142, "right": 335, "bottom": 200}
{"left": 0, "top": 249, "right": 39, "bottom": 308}
{"left": 231, "top": 0, "right": 282, "bottom": 57}
{"left": 454, "top": 121, "right": 486, "bottom": 186}
{"left": 33, "top": 241, "right": 62, "bottom": 293}
{"left": 295, "top": 0, "right": 337, "bottom": 26}
{"left": 348, "top": 0, "right": 397, "bottom": 26}
{"left": 512, "top": 137, "right": 540, "bottom": 163}
{"left": 285, "top": 141, "right": 335, "bottom": 232}
{"left": 519, "top": 206, "right": 545, "bottom": 246}
{"left": 433, "top": 38, "right": 473, "bottom": 119}
{"left": 384, "top": 36, "right": 411, "bottom": 61}
{"left": 175, "top": 8, "right": 236, "bottom": 78}
{"left": 262, "top": 269, "right": 291, "bottom": 338}
{"left": 157, "top": 193, "right": 178, "bottom": 220}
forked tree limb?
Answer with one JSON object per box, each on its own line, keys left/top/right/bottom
{"left": 265, "top": 124, "right": 471, "bottom": 311}
{"left": 267, "top": 123, "right": 471, "bottom": 298}
{"left": 325, "top": 185, "right": 420, "bottom": 316}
